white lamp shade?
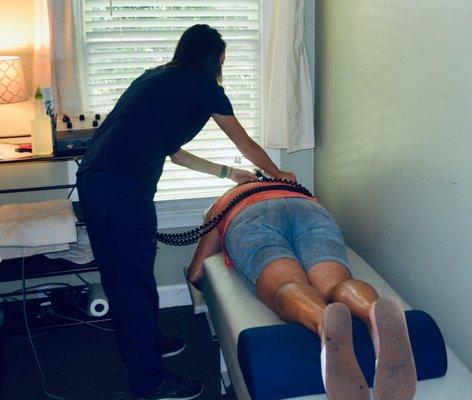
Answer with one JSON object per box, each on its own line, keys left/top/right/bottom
{"left": 0, "top": 56, "right": 28, "bottom": 104}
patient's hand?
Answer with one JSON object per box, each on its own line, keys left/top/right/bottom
{"left": 229, "top": 168, "right": 258, "bottom": 184}
{"left": 187, "top": 218, "right": 221, "bottom": 292}
{"left": 190, "top": 277, "right": 204, "bottom": 292}
{"left": 187, "top": 266, "right": 204, "bottom": 291}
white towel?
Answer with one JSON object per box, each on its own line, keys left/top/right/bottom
{"left": 0, "top": 199, "right": 77, "bottom": 260}
{"left": 45, "top": 226, "right": 93, "bottom": 265}
{"left": 264, "top": 0, "right": 315, "bottom": 153}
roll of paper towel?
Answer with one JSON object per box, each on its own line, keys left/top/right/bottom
{"left": 87, "top": 283, "right": 109, "bottom": 317}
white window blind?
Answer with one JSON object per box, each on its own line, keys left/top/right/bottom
{"left": 80, "top": 0, "right": 261, "bottom": 201}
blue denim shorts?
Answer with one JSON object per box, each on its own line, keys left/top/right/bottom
{"left": 224, "top": 198, "right": 350, "bottom": 293}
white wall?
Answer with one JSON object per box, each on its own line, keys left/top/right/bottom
{"left": 314, "top": 0, "right": 472, "bottom": 369}
{"left": 0, "top": 0, "right": 68, "bottom": 205}
{"left": 0, "top": 0, "right": 35, "bottom": 98}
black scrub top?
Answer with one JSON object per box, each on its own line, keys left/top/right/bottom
{"left": 77, "top": 66, "right": 234, "bottom": 185}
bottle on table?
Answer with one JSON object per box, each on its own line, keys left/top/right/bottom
{"left": 31, "top": 87, "right": 53, "bottom": 156}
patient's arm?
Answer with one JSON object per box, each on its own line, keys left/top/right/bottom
{"left": 187, "top": 228, "right": 221, "bottom": 291}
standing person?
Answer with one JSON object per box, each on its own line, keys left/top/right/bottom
{"left": 76, "top": 24, "right": 295, "bottom": 400}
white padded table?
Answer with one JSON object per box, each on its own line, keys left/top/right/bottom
{"left": 189, "top": 247, "right": 472, "bottom": 399}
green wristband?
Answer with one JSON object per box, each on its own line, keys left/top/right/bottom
{"left": 219, "top": 165, "right": 228, "bottom": 178}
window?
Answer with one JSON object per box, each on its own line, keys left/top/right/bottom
{"left": 80, "top": 0, "right": 261, "bottom": 201}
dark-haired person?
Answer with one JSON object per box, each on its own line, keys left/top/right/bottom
{"left": 187, "top": 180, "right": 417, "bottom": 400}
{"left": 76, "top": 24, "right": 295, "bottom": 400}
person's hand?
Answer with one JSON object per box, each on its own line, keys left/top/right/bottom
{"left": 186, "top": 266, "right": 204, "bottom": 291}
{"left": 190, "top": 278, "right": 203, "bottom": 292}
{"left": 277, "top": 170, "right": 297, "bottom": 182}
{"left": 229, "top": 168, "right": 258, "bottom": 184}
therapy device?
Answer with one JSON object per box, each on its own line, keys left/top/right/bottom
{"left": 53, "top": 113, "right": 106, "bottom": 155}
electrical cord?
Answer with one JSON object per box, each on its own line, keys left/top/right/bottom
{"left": 43, "top": 285, "right": 114, "bottom": 333}
{"left": 156, "top": 176, "right": 314, "bottom": 246}
{"left": 2, "top": 278, "right": 111, "bottom": 329}
{"left": 70, "top": 290, "right": 89, "bottom": 315}
{"left": 21, "top": 253, "right": 69, "bottom": 400}
{"left": 75, "top": 273, "right": 91, "bottom": 285}
{"left": 47, "top": 310, "right": 114, "bottom": 333}
{"left": 17, "top": 253, "right": 113, "bottom": 400}
{"left": 67, "top": 281, "right": 114, "bottom": 334}
{"left": 5, "top": 329, "right": 50, "bottom": 340}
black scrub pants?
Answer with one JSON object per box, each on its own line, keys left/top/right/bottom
{"left": 77, "top": 170, "right": 170, "bottom": 397}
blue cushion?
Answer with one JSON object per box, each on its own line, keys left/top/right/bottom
{"left": 237, "top": 310, "right": 447, "bottom": 400}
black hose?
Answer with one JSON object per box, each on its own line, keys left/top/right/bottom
{"left": 155, "top": 177, "right": 313, "bottom": 246}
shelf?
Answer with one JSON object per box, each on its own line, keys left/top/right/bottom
{"left": 0, "top": 148, "right": 84, "bottom": 165}
{"left": 0, "top": 254, "right": 99, "bottom": 283}
{"left": 0, "top": 286, "right": 111, "bottom": 333}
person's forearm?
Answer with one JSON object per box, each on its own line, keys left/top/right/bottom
{"left": 170, "top": 149, "right": 222, "bottom": 177}
{"left": 238, "top": 138, "right": 282, "bottom": 178}
{"left": 171, "top": 148, "right": 257, "bottom": 183}
{"left": 239, "top": 138, "right": 297, "bottom": 182}
{"left": 187, "top": 228, "right": 221, "bottom": 287}
{"left": 211, "top": 114, "right": 284, "bottom": 178}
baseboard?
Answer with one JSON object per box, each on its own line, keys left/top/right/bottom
{"left": 157, "top": 284, "right": 192, "bottom": 308}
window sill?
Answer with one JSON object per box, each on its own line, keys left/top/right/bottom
{"left": 154, "top": 196, "right": 215, "bottom": 229}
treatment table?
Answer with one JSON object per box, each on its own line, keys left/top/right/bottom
{"left": 187, "top": 247, "right": 472, "bottom": 399}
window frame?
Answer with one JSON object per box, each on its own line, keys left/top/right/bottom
{"left": 74, "top": 0, "right": 280, "bottom": 228}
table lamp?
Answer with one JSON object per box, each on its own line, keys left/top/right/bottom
{"left": 0, "top": 56, "right": 28, "bottom": 104}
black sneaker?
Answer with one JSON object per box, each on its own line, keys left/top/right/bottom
{"left": 138, "top": 374, "right": 204, "bottom": 400}
{"left": 161, "top": 337, "right": 186, "bottom": 358}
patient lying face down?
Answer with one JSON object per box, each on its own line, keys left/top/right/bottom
{"left": 187, "top": 180, "right": 417, "bottom": 400}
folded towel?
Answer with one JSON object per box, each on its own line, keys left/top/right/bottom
{"left": 0, "top": 199, "right": 77, "bottom": 247}
{"left": 45, "top": 226, "right": 93, "bottom": 265}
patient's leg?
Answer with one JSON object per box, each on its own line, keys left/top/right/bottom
{"left": 307, "top": 261, "right": 379, "bottom": 330}
{"left": 308, "top": 262, "right": 416, "bottom": 400}
{"left": 256, "top": 257, "right": 326, "bottom": 336}
{"left": 256, "top": 258, "right": 369, "bottom": 400}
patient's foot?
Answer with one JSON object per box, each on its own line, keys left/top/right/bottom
{"left": 370, "top": 296, "right": 416, "bottom": 400}
{"left": 321, "top": 303, "right": 370, "bottom": 400}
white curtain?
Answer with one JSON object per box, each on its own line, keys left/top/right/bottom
{"left": 264, "top": 0, "right": 314, "bottom": 153}
{"left": 47, "top": 0, "right": 85, "bottom": 113}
